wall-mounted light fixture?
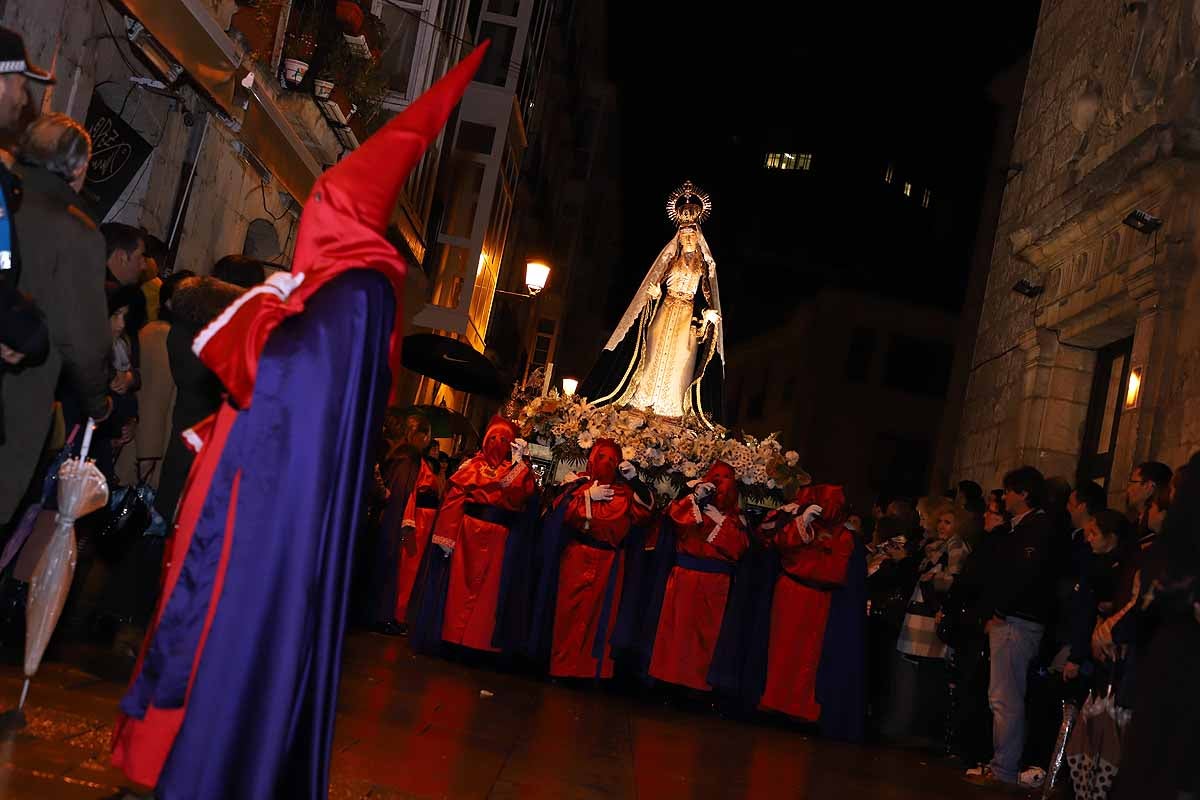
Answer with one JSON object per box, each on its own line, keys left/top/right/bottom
{"left": 1122, "top": 209, "right": 1163, "bottom": 234}
{"left": 1125, "top": 366, "right": 1143, "bottom": 410}
{"left": 1012, "top": 278, "right": 1044, "bottom": 298}
{"left": 562, "top": 378, "right": 578, "bottom": 397}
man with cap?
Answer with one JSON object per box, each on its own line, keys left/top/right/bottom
{"left": 0, "top": 25, "right": 52, "bottom": 457}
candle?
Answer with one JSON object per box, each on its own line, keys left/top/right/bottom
{"left": 80, "top": 418, "right": 96, "bottom": 462}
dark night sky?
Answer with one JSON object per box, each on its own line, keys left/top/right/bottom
{"left": 602, "top": 3, "right": 1042, "bottom": 343}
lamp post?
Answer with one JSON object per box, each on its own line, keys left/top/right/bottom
{"left": 495, "top": 259, "right": 551, "bottom": 299}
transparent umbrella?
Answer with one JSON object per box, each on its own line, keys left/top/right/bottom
{"left": 0, "top": 420, "right": 108, "bottom": 729}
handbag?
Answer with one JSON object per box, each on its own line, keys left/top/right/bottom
{"left": 95, "top": 459, "right": 159, "bottom": 561}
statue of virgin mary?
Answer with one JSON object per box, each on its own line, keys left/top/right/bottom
{"left": 580, "top": 182, "right": 725, "bottom": 427}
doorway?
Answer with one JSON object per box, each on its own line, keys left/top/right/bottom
{"left": 1076, "top": 337, "right": 1133, "bottom": 489}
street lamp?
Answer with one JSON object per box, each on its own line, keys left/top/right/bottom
{"left": 525, "top": 261, "right": 550, "bottom": 295}
{"left": 494, "top": 259, "right": 552, "bottom": 299}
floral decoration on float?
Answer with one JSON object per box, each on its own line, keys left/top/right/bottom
{"left": 513, "top": 388, "right": 810, "bottom": 505}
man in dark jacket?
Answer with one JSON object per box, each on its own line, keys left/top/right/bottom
{"left": 966, "top": 465, "right": 1056, "bottom": 788}
{"left": 0, "top": 27, "right": 53, "bottom": 454}
{"left": 0, "top": 113, "right": 111, "bottom": 527}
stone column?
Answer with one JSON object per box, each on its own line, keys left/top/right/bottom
{"left": 1014, "top": 327, "right": 1093, "bottom": 480}
{"left": 1109, "top": 251, "right": 1187, "bottom": 499}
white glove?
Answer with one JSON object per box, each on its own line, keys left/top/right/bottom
{"left": 646, "top": 283, "right": 662, "bottom": 300}
{"left": 619, "top": 460, "right": 638, "bottom": 480}
{"left": 702, "top": 308, "right": 721, "bottom": 325}
{"left": 510, "top": 438, "right": 529, "bottom": 464}
{"left": 588, "top": 483, "right": 615, "bottom": 502}
{"left": 794, "top": 504, "right": 822, "bottom": 544}
{"left": 694, "top": 482, "right": 715, "bottom": 500}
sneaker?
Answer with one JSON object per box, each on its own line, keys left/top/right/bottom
{"left": 1018, "top": 767, "right": 1045, "bottom": 789}
{"left": 963, "top": 766, "right": 1019, "bottom": 790}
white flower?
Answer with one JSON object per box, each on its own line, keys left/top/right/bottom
{"left": 682, "top": 461, "right": 699, "bottom": 478}
{"left": 622, "top": 445, "right": 638, "bottom": 461}
{"left": 577, "top": 431, "right": 594, "bottom": 450}
{"left": 785, "top": 450, "right": 800, "bottom": 467}
{"left": 740, "top": 472, "right": 755, "bottom": 485}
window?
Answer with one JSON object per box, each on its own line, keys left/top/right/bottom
{"left": 530, "top": 318, "right": 555, "bottom": 369}
{"left": 378, "top": 2, "right": 422, "bottom": 93}
{"left": 763, "top": 152, "right": 812, "bottom": 171}
{"left": 882, "top": 334, "right": 953, "bottom": 396}
{"left": 487, "top": 0, "right": 520, "bottom": 15}
{"left": 884, "top": 163, "right": 895, "bottom": 184}
{"left": 457, "top": 121, "right": 496, "bottom": 155}
{"left": 477, "top": 21, "right": 517, "bottom": 86}
{"left": 903, "top": 182, "right": 912, "bottom": 198}
{"left": 922, "top": 189, "right": 932, "bottom": 208}
{"left": 441, "top": 159, "right": 485, "bottom": 238}
{"left": 844, "top": 327, "right": 877, "bottom": 383}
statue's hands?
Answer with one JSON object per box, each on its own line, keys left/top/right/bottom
{"left": 702, "top": 308, "right": 721, "bottom": 326}
{"left": 619, "top": 460, "right": 638, "bottom": 480}
{"left": 510, "top": 438, "right": 529, "bottom": 464}
{"left": 694, "top": 481, "right": 715, "bottom": 501}
{"left": 646, "top": 283, "right": 662, "bottom": 300}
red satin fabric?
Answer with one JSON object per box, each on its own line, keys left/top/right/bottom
{"left": 758, "top": 509, "right": 855, "bottom": 720}
{"left": 550, "top": 480, "right": 652, "bottom": 678}
{"left": 648, "top": 495, "right": 749, "bottom": 691}
{"left": 437, "top": 456, "right": 536, "bottom": 652}
{"left": 111, "top": 404, "right": 239, "bottom": 786}
{"left": 393, "top": 459, "right": 443, "bottom": 623}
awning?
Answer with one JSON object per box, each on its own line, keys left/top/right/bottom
{"left": 117, "top": 0, "right": 240, "bottom": 113}
{"left": 116, "top": 0, "right": 322, "bottom": 203}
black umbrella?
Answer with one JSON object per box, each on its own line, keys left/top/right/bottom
{"left": 400, "top": 333, "right": 510, "bottom": 397}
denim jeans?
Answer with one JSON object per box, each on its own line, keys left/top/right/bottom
{"left": 987, "top": 616, "right": 1044, "bottom": 782}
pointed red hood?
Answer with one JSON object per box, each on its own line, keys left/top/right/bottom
{"left": 192, "top": 43, "right": 489, "bottom": 409}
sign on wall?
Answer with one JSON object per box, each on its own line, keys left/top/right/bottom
{"left": 81, "top": 92, "right": 154, "bottom": 218}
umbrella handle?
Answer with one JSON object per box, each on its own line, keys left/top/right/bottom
{"left": 80, "top": 419, "right": 96, "bottom": 462}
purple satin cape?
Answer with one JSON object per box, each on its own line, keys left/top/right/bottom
{"left": 121, "top": 271, "right": 394, "bottom": 799}
{"left": 815, "top": 536, "right": 868, "bottom": 742}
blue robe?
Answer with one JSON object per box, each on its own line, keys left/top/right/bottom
{"left": 120, "top": 271, "right": 394, "bottom": 799}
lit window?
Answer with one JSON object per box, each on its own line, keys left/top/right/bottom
{"left": 903, "top": 182, "right": 912, "bottom": 197}
{"left": 922, "top": 189, "right": 932, "bottom": 208}
{"left": 884, "top": 164, "right": 895, "bottom": 184}
{"left": 763, "top": 152, "right": 812, "bottom": 171}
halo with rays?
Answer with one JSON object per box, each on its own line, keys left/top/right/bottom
{"left": 666, "top": 180, "right": 713, "bottom": 226}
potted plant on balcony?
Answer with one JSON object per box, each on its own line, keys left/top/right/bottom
{"left": 281, "top": 1, "right": 321, "bottom": 88}
{"left": 347, "top": 52, "right": 392, "bottom": 135}
{"left": 313, "top": 38, "right": 351, "bottom": 100}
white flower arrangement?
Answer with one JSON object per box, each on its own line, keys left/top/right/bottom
{"left": 516, "top": 393, "right": 810, "bottom": 501}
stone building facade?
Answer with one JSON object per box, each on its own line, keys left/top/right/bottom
{"left": 953, "top": 0, "right": 1200, "bottom": 500}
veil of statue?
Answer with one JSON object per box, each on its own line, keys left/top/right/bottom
{"left": 579, "top": 181, "right": 725, "bottom": 428}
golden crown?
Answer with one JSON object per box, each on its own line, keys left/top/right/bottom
{"left": 666, "top": 181, "right": 712, "bottom": 228}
